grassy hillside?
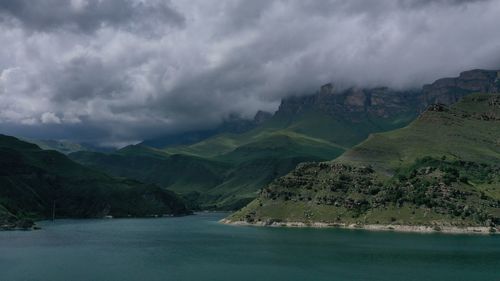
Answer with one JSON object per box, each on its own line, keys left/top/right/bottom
{"left": 71, "top": 134, "right": 343, "bottom": 210}
{"left": 202, "top": 132, "right": 345, "bottom": 209}
{"left": 338, "top": 94, "right": 500, "bottom": 172}
{"left": 0, "top": 135, "right": 190, "bottom": 229}
{"left": 169, "top": 107, "right": 416, "bottom": 209}
{"left": 71, "top": 147, "right": 229, "bottom": 195}
{"left": 165, "top": 110, "right": 415, "bottom": 158}
{"left": 70, "top": 96, "right": 417, "bottom": 210}
{"left": 228, "top": 94, "right": 500, "bottom": 230}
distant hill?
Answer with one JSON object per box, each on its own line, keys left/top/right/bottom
{"left": 227, "top": 94, "right": 500, "bottom": 231}
{"left": 0, "top": 135, "right": 190, "bottom": 230}
{"left": 140, "top": 111, "right": 273, "bottom": 148}
{"left": 24, "top": 138, "right": 113, "bottom": 154}
{"left": 70, "top": 146, "right": 230, "bottom": 209}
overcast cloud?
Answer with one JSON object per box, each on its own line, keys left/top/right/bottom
{"left": 0, "top": 0, "right": 499, "bottom": 146}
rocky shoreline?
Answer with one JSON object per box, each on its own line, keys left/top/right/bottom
{"left": 0, "top": 222, "right": 38, "bottom": 231}
{"left": 0, "top": 214, "right": 36, "bottom": 231}
{"left": 220, "top": 219, "right": 498, "bottom": 235}
{"left": 0, "top": 225, "right": 40, "bottom": 231}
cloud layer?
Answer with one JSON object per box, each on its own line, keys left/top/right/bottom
{"left": 0, "top": 0, "right": 499, "bottom": 146}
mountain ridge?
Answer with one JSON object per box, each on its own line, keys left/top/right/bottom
{"left": 143, "top": 69, "right": 499, "bottom": 150}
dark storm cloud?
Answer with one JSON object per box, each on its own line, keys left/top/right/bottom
{"left": 0, "top": 0, "right": 184, "bottom": 33}
{"left": 51, "top": 55, "right": 131, "bottom": 102}
{"left": 0, "top": 0, "right": 499, "bottom": 146}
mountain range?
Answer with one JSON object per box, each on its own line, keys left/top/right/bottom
{"left": 69, "top": 84, "right": 419, "bottom": 209}
{"left": 68, "top": 69, "right": 500, "bottom": 211}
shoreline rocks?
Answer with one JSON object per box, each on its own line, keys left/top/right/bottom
{"left": 220, "top": 219, "right": 497, "bottom": 235}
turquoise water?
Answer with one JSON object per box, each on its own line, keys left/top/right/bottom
{"left": 0, "top": 213, "right": 499, "bottom": 281}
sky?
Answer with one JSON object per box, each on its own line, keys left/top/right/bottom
{"left": 0, "top": 0, "right": 499, "bottom": 147}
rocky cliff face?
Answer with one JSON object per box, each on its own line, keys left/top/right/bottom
{"left": 422, "top": 69, "right": 500, "bottom": 106}
{"left": 276, "top": 69, "right": 500, "bottom": 121}
{"left": 276, "top": 83, "right": 421, "bottom": 120}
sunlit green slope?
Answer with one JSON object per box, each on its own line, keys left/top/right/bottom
{"left": 338, "top": 94, "right": 500, "bottom": 172}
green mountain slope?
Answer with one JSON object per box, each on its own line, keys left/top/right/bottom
{"left": 0, "top": 135, "right": 190, "bottom": 230}
{"left": 70, "top": 85, "right": 424, "bottom": 210}
{"left": 70, "top": 146, "right": 229, "bottom": 195}
{"left": 338, "top": 94, "right": 500, "bottom": 171}
{"left": 166, "top": 112, "right": 414, "bottom": 158}
{"left": 70, "top": 134, "right": 343, "bottom": 210}
{"left": 70, "top": 97, "right": 416, "bottom": 210}
{"left": 227, "top": 94, "right": 500, "bottom": 231}
{"left": 201, "top": 132, "right": 346, "bottom": 209}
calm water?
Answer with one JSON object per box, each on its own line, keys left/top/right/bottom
{"left": 0, "top": 213, "right": 499, "bottom": 281}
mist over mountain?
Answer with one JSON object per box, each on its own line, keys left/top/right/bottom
{"left": 1, "top": 0, "right": 499, "bottom": 146}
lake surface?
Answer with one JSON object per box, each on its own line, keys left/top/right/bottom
{"left": 0, "top": 213, "right": 499, "bottom": 281}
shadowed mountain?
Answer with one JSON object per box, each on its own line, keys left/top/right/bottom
{"left": 0, "top": 135, "right": 190, "bottom": 230}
